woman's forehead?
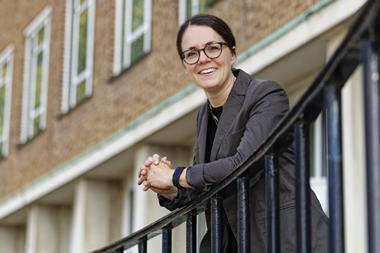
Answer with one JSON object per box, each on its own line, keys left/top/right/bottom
{"left": 181, "top": 25, "right": 223, "bottom": 50}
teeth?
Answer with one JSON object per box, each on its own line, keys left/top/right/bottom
{"left": 200, "top": 68, "right": 215, "bottom": 74}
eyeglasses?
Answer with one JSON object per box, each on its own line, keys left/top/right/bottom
{"left": 181, "top": 41, "right": 228, "bottom": 65}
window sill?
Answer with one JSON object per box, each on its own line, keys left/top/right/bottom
{"left": 57, "top": 94, "right": 93, "bottom": 120}
{"left": 108, "top": 51, "right": 151, "bottom": 83}
{"left": 17, "top": 129, "right": 46, "bottom": 149}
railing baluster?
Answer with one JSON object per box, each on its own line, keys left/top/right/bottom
{"left": 324, "top": 84, "right": 345, "bottom": 253}
{"left": 115, "top": 246, "right": 124, "bottom": 253}
{"left": 211, "top": 194, "right": 223, "bottom": 253}
{"left": 295, "top": 121, "right": 311, "bottom": 253}
{"left": 265, "top": 150, "right": 279, "bottom": 253}
{"left": 186, "top": 210, "right": 197, "bottom": 253}
{"left": 138, "top": 237, "right": 147, "bottom": 253}
{"left": 237, "top": 176, "right": 250, "bottom": 253}
{"left": 162, "top": 227, "right": 172, "bottom": 253}
{"left": 361, "top": 38, "right": 380, "bottom": 253}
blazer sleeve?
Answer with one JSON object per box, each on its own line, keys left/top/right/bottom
{"left": 187, "top": 80, "right": 289, "bottom": 191}
{"left": 157, "top": 108, "right": 205, "bottom": 210}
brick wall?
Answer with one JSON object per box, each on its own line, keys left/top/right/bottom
{"left": 0, "top": 0, "right": 319, "bottom": 198}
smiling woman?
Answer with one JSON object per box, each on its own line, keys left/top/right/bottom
{"left": 138, "top": 14, "right": 329, "bottom": 253}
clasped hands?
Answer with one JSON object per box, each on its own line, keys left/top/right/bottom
{"left": 138, "top": 154, "right": 178, "bottom": 200}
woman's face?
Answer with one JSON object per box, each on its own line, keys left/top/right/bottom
{"left": 181, "top": 25, "right": 236, "bottom": 93}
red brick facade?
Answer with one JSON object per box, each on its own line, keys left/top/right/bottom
{"left": 0, "top": 0, "right": 319, "bottom": 198}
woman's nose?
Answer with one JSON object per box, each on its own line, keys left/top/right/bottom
{"left": 198, "top": 50, "right": 210, "bottom": 63}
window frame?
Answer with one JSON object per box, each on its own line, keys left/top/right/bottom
{"left": 21, "top": 6, "right": 52, "bottom": 143}
{"left": 178, "top": 0, "right": 218, "bottom": 24}
{"left": 113, "top": 0, "right": 152, "bottom": 75}
{"left": 62, "top": 0, "right": 96, "bottom": 113}
{"left": 0, "top": 46, "right": 14, "bottom": 158}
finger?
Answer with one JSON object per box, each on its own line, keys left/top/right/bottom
{"left": 161, "top": 159, "right": 171, "bottom": 166}
{"left": 144, "top": 157, "right": 153, "bottom": 166}
{"left": 137, "top": 176, "right": 146, "bottom": 185}
{"left": 152, "top": 154, "right": 161, "bottom": 165}
{"left": 143, "top": 181, "right": 151, "bottom": 191}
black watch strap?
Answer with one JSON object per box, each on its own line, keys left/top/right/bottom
{"left": 173, "top": 166, "right": 186, "bottom": 190}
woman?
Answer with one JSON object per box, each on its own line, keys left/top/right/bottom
{"left": 138, "top": 14, "right": 328, "bottom": 253}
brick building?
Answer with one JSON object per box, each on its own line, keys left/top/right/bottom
{"left": 0, "top": 0, "right": 368, "bottom": 252}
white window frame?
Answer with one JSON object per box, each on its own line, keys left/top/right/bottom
{"left": 62, "top": 0, "right": 96, "bottom": 113}
{"left": 113, "top": 0, "right": 152, "bottom": 75}
{"left": 179, "top": 0, "right": 218, "bottom": 24}
{"left": 0, "top": 46, "right": 14, "bottom": 158}
{"left": 310, "top": 113, "right": 328, "bottom": 213}
{"left": 178, "top": 0, "right": 200, "bottom": 24}
{"left": 21, "top": 6, "right": 52, "bottom": 143}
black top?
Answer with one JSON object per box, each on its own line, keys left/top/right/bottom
{"left": 205, "top": 104, "right": 223, "bottom": 163}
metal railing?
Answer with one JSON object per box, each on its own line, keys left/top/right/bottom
{"left": 92, "top": 0, "right": 380, "bottom": 252}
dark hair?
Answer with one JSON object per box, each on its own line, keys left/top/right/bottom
{"left": 176, "top": 14, "right": 236, "bottom": 60}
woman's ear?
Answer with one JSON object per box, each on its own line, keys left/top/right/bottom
{"left": 231, "top": 47, "right": 237, "bottom": 64}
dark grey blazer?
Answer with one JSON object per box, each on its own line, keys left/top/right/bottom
{"left": 159, "top": 69, "right": 329, "bottom": 253}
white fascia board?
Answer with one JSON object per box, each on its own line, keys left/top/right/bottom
{"left": 237, "top": 0, "right": 366, "bottom": 74}
{"left": 0, "top": 0, "right": 366, "bottom": 219}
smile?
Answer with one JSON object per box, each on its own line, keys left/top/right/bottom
{"left": 198, "top": 68, "right": 216, "bottom": 75}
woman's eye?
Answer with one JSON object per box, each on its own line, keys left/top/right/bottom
{"left": 185, "top": 51, "right": 197, "bottom": 58}
{"left": 207, "top": 45, "right": 220, "bottom": 51}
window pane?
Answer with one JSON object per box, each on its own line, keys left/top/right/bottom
{"left": 1, "top": 63, "right": 8, "bottom": 79}
{"left": 132, "top": 0, "right": 144, "bottom": 32}
{"left": 33, "top": 115, "right": 41, "bottom": 134}
{"left": 131, "top": 36, "right": 144, "bottom": 63}
{"left": 76, "top": 80, "right": 87, "bottom": 103}
{"left": 35, "top": 51, "right": 43, "bottom": 108}
{"left": 37, "top": 26, "right": 45, "bottom": 45}
{"left": 0, "top": 142, "right": 3, "bottom": 157}
{"left": 187, "top": 0, "right": 192, "bottom": 18}
{"left": 0, "top": 86, "right": 5, "bottom": 136}
{"left": 77, "top": 9, "right": 88, "bottom": 75}
{"left": 199, "top": 0, "right": 217, "bottom": 14}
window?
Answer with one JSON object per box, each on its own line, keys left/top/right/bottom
{"left": 0, "top": 46, "right": 13, "bottom": 158}
{"left": 21, "top": 6, "right": 51, "bottom": 143}
{"left": 62, "top": 0, "right": 96, "bottom": 113}
{"left": 310, "top": 112, "right": 328, "bottom": 213}
{"left": 113, "top": 0, "right": 152, "bottom": 75}
{"left": 178, "top": 0, "right": 218, "bottom": 24}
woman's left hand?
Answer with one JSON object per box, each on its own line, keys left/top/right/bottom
{"left": 145, "top": 161, "right": 175, "bottom": 190}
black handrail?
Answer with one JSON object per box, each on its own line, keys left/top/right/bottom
{"left": 92, "top": 0, "right": 380, "bottom": 252}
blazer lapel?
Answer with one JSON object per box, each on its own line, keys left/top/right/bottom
{"left": 209, "top": 70, "right": 250, "bottom": 161}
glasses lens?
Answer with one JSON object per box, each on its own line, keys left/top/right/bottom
{"left": 205, "top": 43, "right": 222, "bottom": 58}
{"left": 183, "top": 50, "right": 199, "bottom": 64}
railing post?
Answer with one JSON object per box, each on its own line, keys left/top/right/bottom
{"left": 294, "top": 120, "right": 311, "bottom": 253}
{"left": 211, "top": 194, "right": 223, "bottom": 253}
{"left": 186, "top": 210, "right": 197, "bottom": 253}
{"left": 265, "top": 149, "right": 279, "bottom": 253}
{"left": 138, "top": 237, "right": 147, "bottom": 253}
{"left": 237, "top": 175, "right": 250, "bottom": 253}
{"left": 361, "top": 38, "right": 380, "bottom": 253}
{"left": 162, "top": 227, "right": 172, "bottom": 253}
{"left": 324, "top": 84, "right": 345, "bottom": 253}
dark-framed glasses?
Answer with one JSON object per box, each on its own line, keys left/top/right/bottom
{"left": 182, "top": 41, "right": 228, "bottom": 65}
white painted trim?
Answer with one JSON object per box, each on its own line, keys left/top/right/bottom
{"left": 21, "top": 7, "right": 51, "bottom": 143}
{"left": 62, "top": 0, "right": 96, "bottom": 111}
{"left": 113, "top": 0, "right": 123, "bottom": 75}
{"left": 178, "top": 0, "right": 186, "bottom": 25}
{"left": 23, "top": 6, "right": 52, "bottom": 36}
{"left": 116, "top": 0, "right": 152, "bottom": 71}
{"left": 0, "top": 0, "right": 367, "bottom": 219}
{"left": 0, "top": 45, "right": 14, "bottom": 158}
{"left": 237, "top": 0, "right": 366, "bottom": 74}
{"left": 61, "top": 0, "right": 73, "bottom": 113}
